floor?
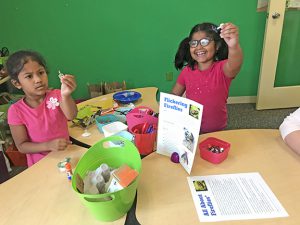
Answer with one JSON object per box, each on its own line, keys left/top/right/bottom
{"left": 226, "top": 103, "right": 297, "bottom": 130}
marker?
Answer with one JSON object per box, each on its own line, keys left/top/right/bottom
{"left": 141, "top": 122, "right": 149, "bottom": 134}
{"left": 146, "top": 125, "right": 154, "bottom": 133}
{"left": 65, "top": 162, "right": 73, "bottom": 181}
{"left": 133, "top": 128, "right": 140, "bottom": 134}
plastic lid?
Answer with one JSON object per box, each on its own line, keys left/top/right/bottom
{"left": 65, "top": 162, "right": 72, "bottom": 170}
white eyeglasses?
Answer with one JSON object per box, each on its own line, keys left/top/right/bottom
{"left": 188, "top": 38, "right": 212, "bottom": 48}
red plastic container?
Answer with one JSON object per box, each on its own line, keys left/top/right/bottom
{"left": 199, "top": 137, "right": 230, "bottom": 164}
{"left": 126, "top": 113, "right": 158, "bottom": 132}
{"left": 129, "top": 106, "right": 154, "bottom": 115}
{"left": 130, "top": 123, "right": 157, "bottom": 156}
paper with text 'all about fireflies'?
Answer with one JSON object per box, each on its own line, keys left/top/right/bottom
{"left": 156, "top": 92, "right": 203, "bottom": 174}
{"left": 187, "top": 172, "right": 288, "bottom": 222}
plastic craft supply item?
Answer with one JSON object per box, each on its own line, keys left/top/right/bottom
{"left": 58, "top": 70, "right": 64, "bottom": 78}
{"left": 82, "top": 130, "right": 91, "bottom": 137}
{"left": 141, "top": 122, "right": 148, "bottom": 133}
{"left": 112, "top": 164, "right": 138, "bottom": 188}
{"left": 113, "top": 131, "right": 134, "bottom": 142}
{"left": 133, "top": 122, "right": 154, "bottom": 134}
{"left": 146, "top": 124, "right": 154, "bottom": 134}
{"left": 113, "top": 91, "right": 142, "bottom": 104}
{"left": 102, "top": 121, "right": 128, "bottom": 137}
{"left": 57, "top": 157, "right": 71, "bottom": 172}
{"left": 126, "top": 111, "right": 158, "bottom": 132}
{"left": 95, "top": 114, "right": 118, "bottom": 133}
{"left": 99, "top": 163, "right": 111, "bottom": 182}
{"left": 199, "top": 137, "right": 230, "bottom": 164}
{"left": 72, "top": 105, "right": 102, "bottom": 137}
{"left": 170, "top": 152, "right": 180, "bottom": 163}
{"left": 129, "top": 106, "right": 154, "bottom": 115}
{"left": 131, "top": 123, "right": 157, "bottom": 155}
{"left": 71, "top": 136, "right": 141, "bottom": 222}
{"left": 217, "top": 23, "right": 224, "bottom": 31}
{"left": 113, "top": 106, "right": 133, "bottom": 123}
{"left": 83, "top": 172, "right": 101, "bottom": 194}
{"left": 65, "top": 162, "right": 73, "bottom": 181}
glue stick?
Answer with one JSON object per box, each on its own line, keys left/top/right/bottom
{"left": 65, "top": 162, "right": 73, "bottom": 181}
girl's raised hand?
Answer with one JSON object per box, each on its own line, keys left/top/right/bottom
{"left": 220, "top": 23, "right": 239, "bottom": 48}
{"left": 60, "top": 74, "right": 77, "bottom": 97}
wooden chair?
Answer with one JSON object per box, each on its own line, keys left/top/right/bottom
{"left": 104, "top": 81, "right": 126, "bottom": 94}
{"left": 87, "top": 82, "right": 104, "bottom": 98}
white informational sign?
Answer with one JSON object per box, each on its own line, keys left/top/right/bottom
{"left": 187, "top": 173, "right": 289, "bottom": 222}
{"left": 156, "top": 92, "right": 203, "bottom": 174}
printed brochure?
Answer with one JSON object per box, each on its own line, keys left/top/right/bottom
{"left": 187, "top": 172, "right": 288, "bottom": 222}
{"left": 156, "top": 92, "right": 203, "bottom": 174}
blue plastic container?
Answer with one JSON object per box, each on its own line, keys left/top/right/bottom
{"left": 114, "top": 130, "right": 134, "bottom": 142}
{"left": 113, "top": 107, "right": 133, "bottom": 123}
{"left": 95, "top": 114, "right": 118, "bottom": 133}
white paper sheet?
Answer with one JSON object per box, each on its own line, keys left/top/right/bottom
{"left": 187, "top": 172, "right": 288, "bottom": 222}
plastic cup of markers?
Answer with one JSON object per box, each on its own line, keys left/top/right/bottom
{"left": 199, "top": 137, "right": 230, "bottom": 164}
{"left": 130, "top": 123, "right": 157, "bottom": 156}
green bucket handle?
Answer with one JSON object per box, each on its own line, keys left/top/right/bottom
{"left": 84, "top": 194, "right": 115, "bottom": 202}
{"left": 96, "top": 135, "right": 132, "bottom": 150}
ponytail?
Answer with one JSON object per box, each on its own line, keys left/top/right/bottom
{"left": 174, "top": 37, "right": 190, "bottom": 70}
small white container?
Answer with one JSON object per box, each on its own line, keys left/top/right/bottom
{"left": 102, "top": 121, "right": 128, "bottom": 137}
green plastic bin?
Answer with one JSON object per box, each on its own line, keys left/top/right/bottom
{"left": 72, "top": 136, "right": 141, "bottom": 222}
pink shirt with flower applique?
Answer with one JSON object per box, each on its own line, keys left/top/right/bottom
{"left": 8, "top": 89, "right": 69, "bottom": 167}
{"left": 177, "top": 60, "right": 233, "bottom": 134}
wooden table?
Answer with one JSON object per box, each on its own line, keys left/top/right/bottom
{"left": 0, "top": 144, "right": 126, "bottom": 225}
{"left": 136, "top": 129, "right": 300, "bottom": 225}
{"left": 68, "top": 87, "right": 159, "bottom": 146}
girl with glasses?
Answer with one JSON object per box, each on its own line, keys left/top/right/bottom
{"left": 171, "top": 22, "right": 243, "bottom": 133}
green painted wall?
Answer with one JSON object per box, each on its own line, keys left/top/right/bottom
{"left": 1, "top": 0, "right": 266, "bottom": 99}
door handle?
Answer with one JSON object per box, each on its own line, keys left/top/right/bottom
{"left": 272, "top": 12, "right": 280, "bottom": 19}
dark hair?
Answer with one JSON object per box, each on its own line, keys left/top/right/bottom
{"left": 174, "top": 22, "right": 228, "bottom": 70}
{"left": 5, "top": 50, "right": 48, "bottom": 81}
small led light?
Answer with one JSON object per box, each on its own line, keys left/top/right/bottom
{"left": 58, "top": 70, "right": 64, "bottom": 78}
{"left": 217, "top": 23, "right": 224, "bottom": 31}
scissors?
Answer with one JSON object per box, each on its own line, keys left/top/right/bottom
{"left": 137, "top": 108, "right": 153, "bottom": 115}
{"left": 114, "top": 108, "right": 132, "bottom": 115}
{"left": 0, "top": 47, "right": 9, "bottom": 57}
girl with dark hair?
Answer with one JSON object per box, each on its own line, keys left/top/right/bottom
{"left": 6, "top": 50, "right": 78, "bottom": 166}
{"left": 172, "top": 22, "right": 243, "bottom": 133}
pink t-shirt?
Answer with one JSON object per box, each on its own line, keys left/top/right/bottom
{"left": 8, "top": 89, "right": 69, "bottom": 167}
{"left": 177, "top": 60, "right": 232, "bottom": 133}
